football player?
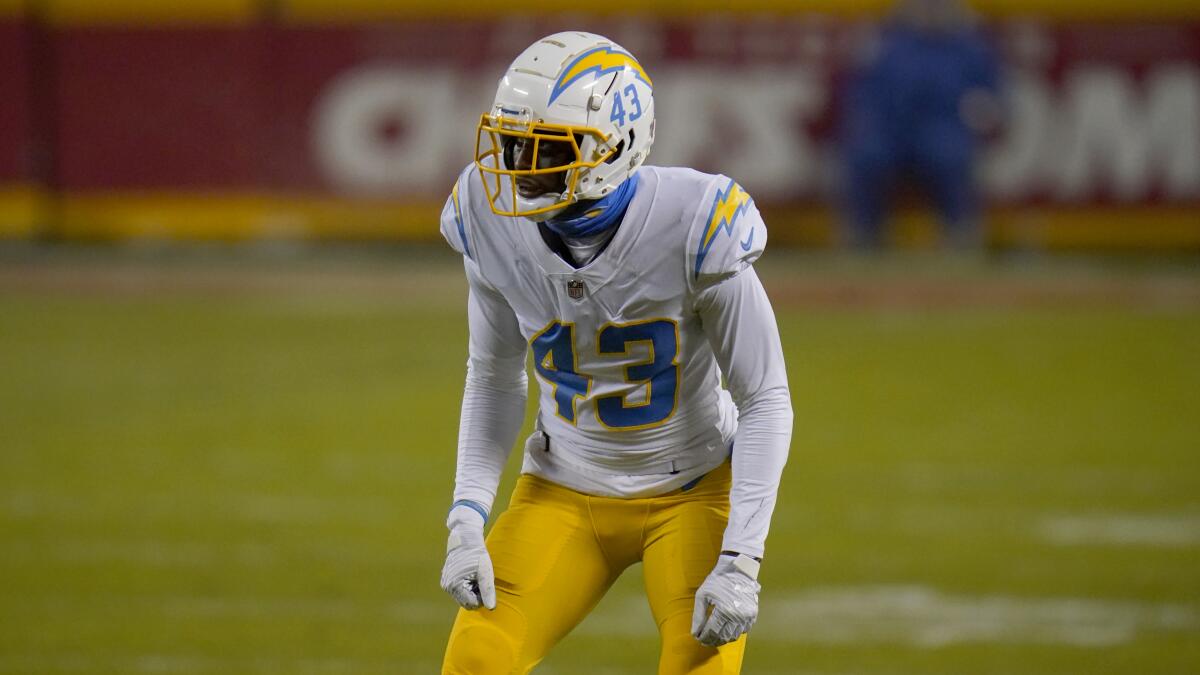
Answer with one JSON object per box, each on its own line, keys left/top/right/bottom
{"left": 438, "top": 31, "right": 793, "bottom": 674}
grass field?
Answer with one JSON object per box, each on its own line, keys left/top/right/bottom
{"left": 1, "top": 246, "right": 1198, "bottom": 674}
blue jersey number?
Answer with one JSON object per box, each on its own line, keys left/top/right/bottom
{"left": 595, "top": 320, "right": 679, "bottom": 430}
{"left": 530, "top": 319, "right": 679, "bottom": 430}
{"left": 531, "top": 322, "right": 591, "bottom": 423}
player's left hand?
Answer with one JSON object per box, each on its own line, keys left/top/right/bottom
{"left": 690, "top": 552, "right": 761, "bottom": 647}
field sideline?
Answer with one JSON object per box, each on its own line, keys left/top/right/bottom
{"left": 1, "top": 246, "right": 1198, "bottom": 674}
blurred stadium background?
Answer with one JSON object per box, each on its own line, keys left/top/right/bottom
{"left": 1, "top": 0, "right": 1198, "bottom": 673}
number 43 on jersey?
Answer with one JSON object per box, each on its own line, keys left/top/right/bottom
{"left": 531, "top": 319, "right": 679, "bottom": 431}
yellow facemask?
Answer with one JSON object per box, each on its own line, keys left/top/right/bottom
{"left": 474, "top": 113, "right": 619, "bottom": 219}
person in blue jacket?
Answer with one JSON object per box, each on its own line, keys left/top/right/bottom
{"left": 840, "top": 0, "right": 1002, "bottom": 250}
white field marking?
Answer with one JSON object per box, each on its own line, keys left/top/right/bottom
{"left": 0, "top": 536, "right": 423, "bottom": 568}
{"left": 573, "top": 585, "right": 1198, "bottom": 648}
{"left": 14, "top": 593, "right": 450, "bottom": 626}
{"left": 1, "top": 540, "right": 277, "bottom": 567}
{"left": 206, "top": 447, "right": 423, "bottom": 484}
{"left": 896, "top": 462, "right": 1183, "bottom": 498}
{"left": 133, "top": 655, "right": 222, "bottom": 673}
{"left": 762, "top": 586, "right": 1198, "bottom": 647}
{"left": 0, "top": 654, "right": 92, "bottom": 673}
{"left": 0, "top": 654, "right": 422, "bottom": 674}
{"left": 158, "top": 596, "right": 361, "bottom": 620}
{"left": 1038, "top": 514, "right": 1200, "bottom": 547}
{"left": 134, "top": 656, "right": 407, "bottom": 674}
{"left": 388, "top": 598, "right": 452, "bottom": 624}
{"left": 1, "top": 489, "right": 400, "bottom": 526}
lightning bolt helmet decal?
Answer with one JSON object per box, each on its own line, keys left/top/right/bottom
{"left": 549, "top": 46, "right": 653, "bottom": 105}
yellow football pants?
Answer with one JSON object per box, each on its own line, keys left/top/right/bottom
{"left": 442, "top": 461, "right": 746, "bottom": 674}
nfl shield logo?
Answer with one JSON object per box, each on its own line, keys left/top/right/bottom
{"left": 566, "top": 278, "right": 586, "bottom": 300}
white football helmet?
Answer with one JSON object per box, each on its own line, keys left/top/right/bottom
{"left": 475, "top": 31, "right": 656, "bottom": 221}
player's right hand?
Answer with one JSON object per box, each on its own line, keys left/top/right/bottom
{"left": 440, "top": 513, "right": 496, "bottom": 611}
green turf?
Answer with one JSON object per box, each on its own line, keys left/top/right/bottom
{"left": 1, "top": 251, "right": 1198, "bottom": 674}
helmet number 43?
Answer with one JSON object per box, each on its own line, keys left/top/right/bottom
{"left": 610, "top": 84, "right": 643, "bottom": 128}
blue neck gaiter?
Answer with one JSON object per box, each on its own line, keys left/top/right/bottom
{"left": 544, "top": 174, "right": 638, "bottom": 239}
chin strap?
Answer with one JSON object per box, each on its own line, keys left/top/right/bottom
{"left": 543, "top": 174, "right": 638, "bottom": 239}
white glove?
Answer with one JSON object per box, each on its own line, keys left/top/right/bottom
{"left": 691, "top": 552, "right": 761, "bottom": 647}
{"left": 439, "top": 506, "right": 496, "bottom": 611}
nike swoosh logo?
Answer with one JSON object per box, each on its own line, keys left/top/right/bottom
{"left": 739, "top": 227, "right": 756, "bottom": 251}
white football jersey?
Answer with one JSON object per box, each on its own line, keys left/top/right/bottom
{"left": 440, "top": 164, "right": 771, "bottom": 498}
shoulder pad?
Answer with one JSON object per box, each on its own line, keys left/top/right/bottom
{"left": 687, "top": 176, "right": 767, "bottom": 290}
{"left": 439, "top": 165, "right": 475, "bottom": 260}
